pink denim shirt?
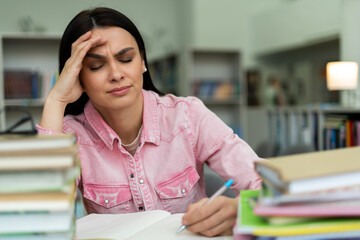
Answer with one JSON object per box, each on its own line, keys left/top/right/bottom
{"left": 37, "top": 90, "right": 261, "bottom": 214}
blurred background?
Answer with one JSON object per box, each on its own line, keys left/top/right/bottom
{"left": 1, "top": 0, "right": 360, "bottom": 157}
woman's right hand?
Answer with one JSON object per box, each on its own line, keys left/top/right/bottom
{"left": 48, "top": 31, "right": 106, "bottom": 104}
{"left": 39, "top": 31, "right": 106, "bottom": 132}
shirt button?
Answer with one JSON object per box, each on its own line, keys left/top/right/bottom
{"left": 104, "top": 199, "right": 109, "bottom": 204}
{"left": 139, "top": 179, "right": 144, "bottom": 184}
{"left": 139, "top": 206, "right": 144, "bottom": 210}
{"left": 130, "top": 174, "right": 134, "bottom": 178}
{"left": 181, "top": 189, "right": 186, "bottom": 194}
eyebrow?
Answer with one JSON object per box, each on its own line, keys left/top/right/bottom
{"left": 85, "top": 47, "right": 135, "bottom": 59}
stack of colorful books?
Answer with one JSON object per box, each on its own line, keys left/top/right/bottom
{"left": 0, "top": 134, "right": 79, "bottom": 240}
{"left": 234, "top": 146, "right": 360, "bottom": 240}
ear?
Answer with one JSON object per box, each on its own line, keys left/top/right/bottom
{"left": 142, "top": 59, "right": 147, "bottom": 73}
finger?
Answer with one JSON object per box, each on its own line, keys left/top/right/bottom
{"left": 70, "top": 33, "right": 105, "bottom": 61}
{"left": 90, "top": 36, "right": 107, "bottom": 49}
{"left": 200, "top": 204, "right": 236, "bottom": 236}
{"left": 184, "top": 197, "right": 237, "bottom": 233}
{"left": 182, "top": 198, "right": 209, "bottom": 226}
{"left": 71, "top": 35, "right": 102, "bottom": 60}
{"left": 200, "top": 219, "right": 235, "bottom": 237}
{"left": 65, "top": 36, "right": 105, "bottom": 74}
{"left": 196, "top": 209, "right": 236, "bottom": 237}
{"left": 185, "top": 198, "right": 208, "bottom": 213}
{"left": 183, "top": 197, "right": 226, "bottom": 226}
{"left": 71, "top": 31, "right": 92, "bottom": 51}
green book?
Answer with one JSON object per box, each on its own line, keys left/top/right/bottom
{"left": 233, "top": 190, "right": 360, "bottom": 237}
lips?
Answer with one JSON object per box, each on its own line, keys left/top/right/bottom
{"left": 107, "top": 86, "right": 131, "bottom": 93}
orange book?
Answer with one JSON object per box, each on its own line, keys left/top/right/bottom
{"left": 345, "top": 120, "right": 354, "bottom": 147}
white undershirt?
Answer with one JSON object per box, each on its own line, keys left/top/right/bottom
{"left": 122, "top": 125, "right": 143, "bottom": 156}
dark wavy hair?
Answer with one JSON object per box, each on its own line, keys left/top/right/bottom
{"left": 59, "top": 7, "right": 162, "bottom": 116}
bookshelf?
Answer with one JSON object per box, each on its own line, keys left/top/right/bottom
{"left": 148, "top": 54, "right": 178, "bottom": 95}
{"left": 265, "top": 106, "right": 360, "bottom": 155}
{"left": 0, "top": 32, "right": 61, "bottom": 130}
{"left": 182, "top": 48, "right": 246, "bottom": 139}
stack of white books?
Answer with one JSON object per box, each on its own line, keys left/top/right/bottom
{"left": 0, "top": 134, "right": 79, "bottom": 240}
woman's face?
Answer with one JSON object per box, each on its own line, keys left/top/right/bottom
{"left": 80, "top": 27, "right": 145, "bottom": 112}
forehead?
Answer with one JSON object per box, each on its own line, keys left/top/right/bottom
{"left": 90, "top": 27, "right": 138, "bottom": 51}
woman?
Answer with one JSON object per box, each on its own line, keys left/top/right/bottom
{"left": 37, "top": 7, "right": 261, "bottom": 237}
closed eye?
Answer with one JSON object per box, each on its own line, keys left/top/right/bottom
{"left": 90, "top": 65, "right": 104, "bottom": 71}
{"left": 119, "top": 58, "right": 133, "bottom": 63}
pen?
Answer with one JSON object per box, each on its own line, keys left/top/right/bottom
{"left": 176, "top": 178, "right": 234, "bottom": 233}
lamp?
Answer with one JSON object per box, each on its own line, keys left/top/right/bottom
{"left": 326, "top": 61, "right": 358, "bottom": 90}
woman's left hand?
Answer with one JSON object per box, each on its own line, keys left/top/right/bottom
{"left": 181, "top": 196, "right": 238, "bottom": 237}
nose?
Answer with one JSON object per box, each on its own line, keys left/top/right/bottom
{"left": 108, "top": 60, "right": 123, "bottom": 82}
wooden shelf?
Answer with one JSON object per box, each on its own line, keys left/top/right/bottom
{"left": 184, "top": 48, "right": 246, "bottom": 138}
{"left": 200, "top": 96, "right": 241, "bottom": 105}
{"left": 1, "top": 32, "right": 62, "bottom": 40}
{"left": 0, "top": 33, "right": 60, "bottom": 130}
{"left": 5, "top": 98, "right": 45, "bottom": 107}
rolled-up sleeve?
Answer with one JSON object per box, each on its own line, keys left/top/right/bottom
{"left": 188, "top": 97, "right": 262, "bottom": 196}
{"left": 36, "top": 124, "right": 61, "bottom": 135}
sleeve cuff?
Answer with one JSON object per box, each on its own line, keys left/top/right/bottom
{"left": 35, "top": 124, "right": 61, "bottom": 135}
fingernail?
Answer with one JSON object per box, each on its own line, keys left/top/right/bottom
{"left": 182, "top": 220, "right": 188, "bottom": 225}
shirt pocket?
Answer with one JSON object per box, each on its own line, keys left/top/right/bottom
{"left": 82, "top": 184, "right": 132, "bottom": 214}
{"left": 154, "top": 166, "right": 202, "bottom": 213}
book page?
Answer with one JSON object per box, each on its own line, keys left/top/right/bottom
{"left": 126, "top": 213, "right": 232, "bottom": 240}
{"left": 76, "top": 210, "right": 171, "bottom": 240}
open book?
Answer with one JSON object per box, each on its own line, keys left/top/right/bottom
{"left": 76, "top": 210, "right": 232, "bottom": 240}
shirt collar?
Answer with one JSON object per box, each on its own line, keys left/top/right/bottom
{"left": 84, "top": 101, "right": 118, "bottom": 150}
{"left": 141, "top": 90, "right": 160, "bottom": 145}
{"left": 84, "top": 90, "right": 160, "bottom": 150}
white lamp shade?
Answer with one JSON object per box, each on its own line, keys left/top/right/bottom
{"left": 326, "top": 61, "right": 358, "bottom": 90}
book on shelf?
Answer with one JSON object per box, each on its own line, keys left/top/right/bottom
{"left": 4, "top": 69, "right": 58, "bottom": 101}
{"left": 4, "top": 70, "right": 33, "bottom": 99}
{"left": 76, "top": 210, "right": 232, "bottom": 240}
{"left": 323, "top": 114, "right": 360, "bottom": 150}
{"left": 193, "top": 80, "right": 240, "bottom": 101}
{"left": 255, "top": 146, "right": 360, "bottom": 194}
